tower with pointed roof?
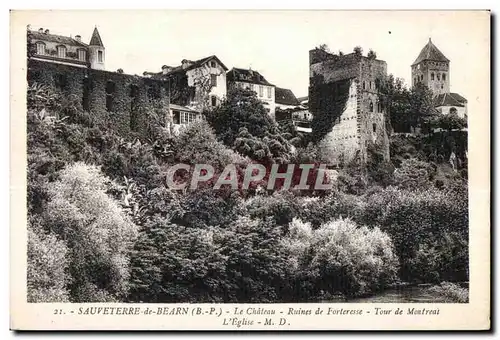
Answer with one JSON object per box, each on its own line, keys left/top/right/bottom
{"left": 411, "top": 38, "right": 450, "bottom": 96}
{"left": 88, "top": 27, "right": 105, "bottom": 70}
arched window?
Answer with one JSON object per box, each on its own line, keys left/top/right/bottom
{"left": 442, "top": 73, "right": 446, "bottom": 81}
{"left": 35, "top": 42, "right": 45, "bottom": 55}
{"left": 57, "top": 45, "right": 66, "bottom": 58}
{"left": 363, "top": 81, "right": 366, "bottom": 90}
{"left": 431, "top": 73, "right": 434, "bottom": 80}
{"left": 437, "top": 73, "right": 441, "bottom": 81}
{"left": 369, "top": 101, "right": 374, "bottom": 112}
{"left": 373, "top": 123, "right": 377, "bottom": 132}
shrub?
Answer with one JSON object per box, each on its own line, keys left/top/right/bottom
{"left": 428, "top": 282, "right": 469, "bottom": 303}
{"left": 44, "top": 162, "right": 139, "bottom": 302}
{"left": 27, "top": 221, "right": 70, "bottom": 302}
{"left": 282, "top": 218, "right": 399, "bottom": 298}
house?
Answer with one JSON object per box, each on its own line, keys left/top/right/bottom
{"left": 275, "top": 87, "right": 300, "bottom": 111}
{"left": 226, "top": 67, "right": 276, "bottom": 117}
{"left": 147, "top": 55, "right": 228, "bottom": 113}
{"left": 28, "top": 26, "right": 105, "bottom": 70}
{"left": 275, "top": 90, "right": 312, "bottom": 133}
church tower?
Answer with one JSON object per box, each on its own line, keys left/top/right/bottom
{"left": 89, "top": 27, "right": 105, "bottom": 70}
{"left": 411, "top": 38, "right": 449, "bottom": 96}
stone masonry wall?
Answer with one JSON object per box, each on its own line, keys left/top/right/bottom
{"left": 28, "top": 59, "right": 169, "bottom": 138}
{"left": 309, "top": 49, "right": 390, "bottom": 165}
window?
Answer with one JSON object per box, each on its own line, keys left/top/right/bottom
{"left": 420, "top": 75, "right": 424, "bottom": 81}
{"left": 210, "top": 61, "right": 216, "bottom": 68}
{"left": 437, "top": 73, "right": 440, "bottom": 81}
{"left": 57, "top": 45, "right": 66, "bottom": 58}
{"left": 173, "top": 110, "right": 180, "bottom": 124}
{"left": 78, "top": 49, "right": 86, "bottom": 61}
{"left": 303, "top": 113, "right": 307, "bottom": 120}
{"left": 369, "top": 101, "right": 374, "bottom": 112}
{"left": 414, "top": 77, "right": 417, "bottom": 84}
{"left": 441, "top": 84, "right": 444, "bottom": 89}
{"left": 259, "top": 85, "right": 263, "bottom": 97}
{"left": 363, "top": 81, "right": 366, "bottom": 90}
{"left": 36, "top": 42, "right": 45, "bottom": 55}
{"left": 210, "top": 74, "right": 217, "bottom": 87}
{"left": 431, "top": 73, "right": 434, "bottom": 80}
{"left": 373, "top": 123, "right": 377, "bottom": 132}
{"left": 442, "top": 73, "right": 446, "bottom": 81}
{"left": 98, "top": 50, "right": 103, "bottom": 63}
{"left": 449, "top": 107, "right": 458, "bottom": 115}
{"left": 211, "top": 96, "right": 217, "bottom": 107}
{"left": 267, "top": 87, "right": 271, "bottom": 99}
{"left": 180, "top": 111, "right": 198, "bottom": 125}
{"left": 105, "top": 81, "right": 115, "bottom": 112}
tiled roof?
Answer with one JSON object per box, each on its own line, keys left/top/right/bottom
{"left": 434, "top": 93, "right": 468, "bottom": 107}
{"left": 412, "top": 38, "right": 449, "bottom": 66}
{"left": 275, "top": 87, "right": 300, "bottom": 106}
{"left": 89, "top": 27, "right": 104, "bottom": 47}
{"left": 169, "top": 104, "right": 200, "bottom": 113}
{"left": 151, "top": 56, "right": 228, "bottom": 80}
{"left": 226, "top": 67, "right": 274, "bottom": 86}
{"left": 29, "top": 30, "right": 88, "bottom": 47}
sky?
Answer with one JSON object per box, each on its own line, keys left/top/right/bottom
{"left": 15, "top": 10, "right": 489, "bottom": 104}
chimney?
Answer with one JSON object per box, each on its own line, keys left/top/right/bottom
{"left": 181, "top": 59, "right": 193, "bottom": 69}
{"left": 38, "top": 28, "right": 43, "bottom": 33}
{"left": 75, "top": 35, "right": 81, "bottom": 42}
{"left": 161, "top": 65, "right": 172, "bottom": 75}
{"left": 44, "top": 29, "right": 49, "bottom": 34}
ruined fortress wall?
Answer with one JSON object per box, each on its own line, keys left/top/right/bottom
{"left": 27, "top": 59, "right": 169, "bottom": 138}
{"left": 309, "top": 49, "right": 390, "bottom": 165}
{"left": 318, "top": 80, "right": 360, "bottom": 165}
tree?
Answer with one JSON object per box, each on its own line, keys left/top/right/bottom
{"left": 206, "top": 87, "right": 293, "bottom": 164}
{"left": 353, "top": 46, "right": 363, "bottom": 56}
{"left": 408, "top": 82, "right": 436, "bottom": 132}
{"left": 44, "top": 163, "right": 139, "bottom": 302}
{"left": 367, "top": 49, "right": 377, "bottom": 60}
{"left": 434, "top": 112, "right": 467, "bottom": 131}
{"left": 378, "top": 74, "right": 411, "bottom": 133}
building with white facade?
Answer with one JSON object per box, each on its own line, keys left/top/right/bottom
{"left": 226, "top": 67, "right": 276, "bottom": 117}
{"left": 29, "top": 26, "right": 105, "bottom": 70}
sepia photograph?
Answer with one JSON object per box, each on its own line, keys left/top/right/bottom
{"left": 9, "top": 8, "right": 490, "bottom": 330}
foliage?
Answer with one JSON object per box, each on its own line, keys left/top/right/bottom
{"left": 27, "top": 221, "right": 70, "bottom": 302}
{"left": 393, "top": 158, "right": 436, "bottom": 190}
{"left": 282, "top": 218, "right": 399, "bottom": 298}
{"left": 427, "top": 282, "right": 469, "bottom": 303}
{"left": 43, "top": 163, "right": 139, "bottom": 302}
{"left": 206, "top": 87, "right": 293, "bottom": 163}
{"left": 432, "top": 112, "right": 467, "bottom": 131}
{"left": 129, "top": 217, "right": 289, "bottom": 303}
{"left": 367, "top": 49, "right": 377, "bottom": 60}
{"left": 353, "top": 46, "right": 363, "bottom": 56}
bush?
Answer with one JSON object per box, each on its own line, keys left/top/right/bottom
{"left": 360, "top": 186, "right": 468, "bottom": 282}
{"left": 43, "top": 162, "right": 139, "bottom": 302}
{"left": 129, "top": 216, "right": 289, "bottom": 303}
{"left": 282, "top": 218, "right": 399, "bottom": 298}
{"left": 27, "top": 221, "right": 70, "bottom": 302}
{"left": 428, "top": 282, "right": 469, "bottom": 303}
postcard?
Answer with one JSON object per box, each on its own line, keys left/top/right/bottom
{"left": 10, "top": 9, "right": 490, "bottom": 331}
